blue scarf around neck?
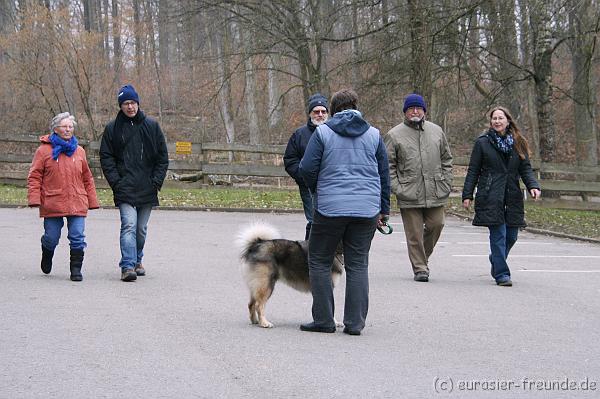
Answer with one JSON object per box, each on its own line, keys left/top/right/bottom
{"left": 50, "top": 133, "right": 78, "bottom": 160}
{"left": 490, "top": 128, "right": 514, "bottom": 154}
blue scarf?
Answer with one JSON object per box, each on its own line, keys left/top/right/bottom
{"left": 50, "top": 133, "right": 78, "bottom": 160}
{"left": 490, "top": 128, "right": 514, "bottom": 154}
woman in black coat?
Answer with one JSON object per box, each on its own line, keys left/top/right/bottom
{"left": 462, "top": 106, "right": 541, "bottom": 286}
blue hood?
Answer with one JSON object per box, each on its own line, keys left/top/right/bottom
{"left": 325, "top": 109, "right": 370, "bottom": 137}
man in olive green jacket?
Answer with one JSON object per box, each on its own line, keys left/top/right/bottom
{"left": 384, "top": 94, "right": 453, "bottom": 282}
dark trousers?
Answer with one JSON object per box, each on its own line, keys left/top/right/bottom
{"left": 308, "top": 211, "right": 378, "bottom": 331}
{"left": 298, "top": 185, "right": 314, "bottom": 240}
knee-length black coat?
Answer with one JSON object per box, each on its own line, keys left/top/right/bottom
{"left": 461, "top": 130, "right": 540, "bottom": 227}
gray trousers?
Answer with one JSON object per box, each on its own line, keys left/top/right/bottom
{"left": 308, "top": 211, "right": 378, "bottom": 332}
{"left": 399, "top": 206, "right": 445, "bottom": 274}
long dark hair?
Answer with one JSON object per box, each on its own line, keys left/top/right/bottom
{"left": 489, "top": 106, "right": 530, "bottom": 160}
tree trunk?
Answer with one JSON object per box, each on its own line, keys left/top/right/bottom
{"left": 487, "top": 0, "right": 523, "bottom": 119}
{"left": 267, "top": 55, "right": 283, "bottom": 131}
{"left": 101, "top": 0, "right": 110, "bottom": 64}
{"left": 133, "top": 0, "right": 143, "bottom": 78}
{"left": 530, "top": 0, "right": 556, "bottom": 162}
{"left": 83, "top": 0, "right": 96, "bottom": 32}
{"left": 406, "top": 0, "right": 432, "bottom": 103}
{"left": 144, "top": 0, "right": 163, "bottom": 121}
{"left": 350, "top": 1, "right": 361, "bottom": 87}
{"left": 214, "top": 21, "right": 236, "bottom": 147}
{"left": 242, "top": 33, "right": 260, "bottom": 145}
{"left": 315, "top": 0, "right": 331, "bottom": 95}
{"left": 569, "top": 0, "right": 598, "bottom": 166}
{"left": 0, "top": 0, "right": 16, "bottom": 62}
{"left": 158, "top": 0, "right": 169, "bottom": 67}
{"left": 517, "top": 0, "right": 540, "bottom": 159}
{"left": 111, "top": 0, "right": 121, "bottom": 83}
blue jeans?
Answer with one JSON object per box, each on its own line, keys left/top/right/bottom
{"left": 308, "top": 211, "right": 377, "bottom": 332}
{"left": 42, "top": 216, "right": 86, "bottom": 250}
{"left": 488, "top": 224, "right": 519, "bottom": 282}
{"left": 118, "top": 203, "right": 152, "bottom": 270}
{"left": 299, "top": 185, "right": 314, "bottom": 240}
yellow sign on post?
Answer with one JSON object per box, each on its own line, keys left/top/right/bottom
{"left": 176, "top": 141, "right": 192, "bottom": 155}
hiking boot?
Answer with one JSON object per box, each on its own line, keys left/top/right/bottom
{"left": 414, "top": 271, "right": 429, "bottom": 282}
{"left": 134, "top": 264, "right": 146, "bottom": 276}
{"left": 121, "top": 268, "right": 137, "bottom": 282}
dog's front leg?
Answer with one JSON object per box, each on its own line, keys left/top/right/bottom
{"left": 257, "top": 307, "right": 274, "bottom": 329}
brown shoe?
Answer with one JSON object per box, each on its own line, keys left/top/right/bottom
{"left": 134, "top": 264, "right": 146, "bottom": 276}
{"left": 121, "top": 268, "right": 137, "bottom": 282}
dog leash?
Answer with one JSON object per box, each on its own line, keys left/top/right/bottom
{"left": 377, "top": 216, "right": 393, "bottom": 235}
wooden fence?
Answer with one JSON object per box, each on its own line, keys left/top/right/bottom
{"left": 1, "top": 135, "right": 600, "bottom": 198}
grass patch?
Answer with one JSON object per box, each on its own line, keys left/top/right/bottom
{"left": 446, "top": 197, "right": 600, "bottom": 240}
{"left": 157, "top": 186, "right": 303, "bottom": 209}
{"left": 0, "top": 184, "right": 303, "bottom": 210}
{"left": 3, "top": 184, "right": 598, "bottom": 240}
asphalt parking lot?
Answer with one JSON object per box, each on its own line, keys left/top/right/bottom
{"left": 1, "top": 207, "right": 599, "bottom": 398}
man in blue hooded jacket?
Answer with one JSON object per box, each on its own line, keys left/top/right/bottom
{"left": 298, "top": 89, "right": 390, "bottom": 336}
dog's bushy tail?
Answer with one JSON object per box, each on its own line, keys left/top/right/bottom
{"left": 237, "top": 222, "right": 281, "bottom": 259}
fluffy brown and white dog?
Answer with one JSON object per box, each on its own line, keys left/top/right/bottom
{"left": 238, "top": 222, "right": 343, "bottom": 328}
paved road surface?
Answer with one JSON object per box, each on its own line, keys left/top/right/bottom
{"left": 1, "top": 208, "right": 599, "bottom": 398}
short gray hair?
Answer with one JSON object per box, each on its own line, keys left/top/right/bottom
{"left": 50, "top": 112, "right": 77, "bottom": 132}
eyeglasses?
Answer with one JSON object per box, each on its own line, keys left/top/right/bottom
{"left": 56, "top": 125, "right": 74, "bottom": 130}
{"left": 312, "top": 110, "right": 328, "bottom": 115}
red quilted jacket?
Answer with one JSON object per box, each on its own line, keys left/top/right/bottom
{"left": 27, "top": 135, "right": 100, "bottom": 217}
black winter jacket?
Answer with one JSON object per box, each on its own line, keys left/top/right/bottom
{"left": 462, "top": 131, "right": 540, "bottom": 227}
{"left": 283, "top": 119, "right": 317, "bottom": 186}
{"left": 100, "top": 110, "right": 169, "bottom": 207}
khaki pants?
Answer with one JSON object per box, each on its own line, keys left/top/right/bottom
{"left": 400, "top": 206, "right": 445, "bottom": 275}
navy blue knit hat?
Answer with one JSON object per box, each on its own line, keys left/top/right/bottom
{"left": 307, "top": 93, "right": 329, "bottom": 114}
{"left": 403, "top": 93, "right": 426, "bottom": 113}
{"left": 118, "top": 84, "right": 140, "bottom": 106}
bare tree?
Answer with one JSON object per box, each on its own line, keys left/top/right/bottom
{"left": 407, "top": 0, "right": 432, "bottom": 100}
{"left": 239, "top": 25, "right": 260, "bottom": 145}
{"left": 111, "top": 0, "right": 122, "bottom": 82}
{"left": 529, "top": 0, "right": 559, "bottom": 162}
{"left": 83, "top": 0, "right": 98, "bottom": 33}
{"left": 267, "top": 54, "right": 283, "bottom": 130}
{"left": 568, "top": 0, "right": 598, "bottom": 166}
{"left": 133, "top": 0, "right": 143, "bottom": 78}
{"left": 158, "top": 0, "right": 170, "bottom": 67}
{"left": 210, "top": 11, "right": 236, "bottom": 146}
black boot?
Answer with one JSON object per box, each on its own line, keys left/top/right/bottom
{"left": 70, "top": 248, "right": 84, "bottom": 282}
{"left": 41, "top": 246, "right": 54, "bottom": 274}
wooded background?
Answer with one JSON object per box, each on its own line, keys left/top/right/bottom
{"left": 0, "top": 0, "right": 598, "bottom": 164}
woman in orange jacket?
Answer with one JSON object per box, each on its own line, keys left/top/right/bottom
{"left": 27, "top": 112, "right": 99, "bottom": 281}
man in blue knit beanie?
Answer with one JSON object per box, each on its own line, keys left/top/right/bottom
{"left": 384, "top": 93, "right": 453, "bottom": 283}
{"left": 100, "top": 84, "right": 169, "bottom": 282}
